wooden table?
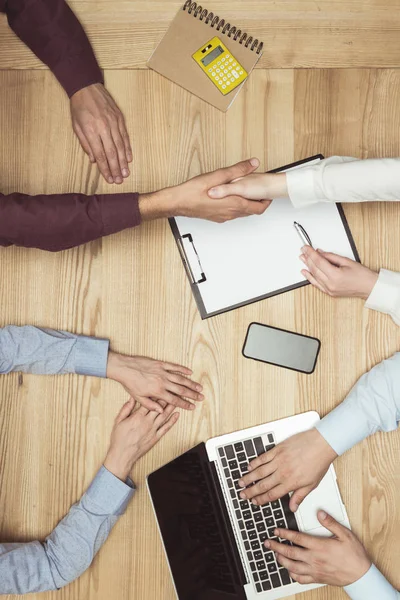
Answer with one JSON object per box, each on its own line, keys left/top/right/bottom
{"left": 1, "top": 2, "right": 400, "bottom": 599}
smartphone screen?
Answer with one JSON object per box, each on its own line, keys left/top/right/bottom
{"left": 242, "top": 322, "right": 320, "bottom": 374}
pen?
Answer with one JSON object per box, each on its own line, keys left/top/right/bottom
{"left": 293, "top": 221, "right": 313, "bottom": 248}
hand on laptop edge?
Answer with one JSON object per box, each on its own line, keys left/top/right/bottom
{"left": 104, "top": 398, "right": 180, "bottom": 481}
{"left": 264, "top": 511, "right": 371, "bottom": 587}
{"left": 138, "top": 158, "right": 272, "bottom": 223}
{"left": 238, "top": 429, "right": 338, "bottom": 512}
{"left": 107, "top": 352, "right": 203, "bottom": 413}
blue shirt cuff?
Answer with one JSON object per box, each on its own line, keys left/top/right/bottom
{"left": 344, "top": 564, "right": 399, "bottom": 600}
{"left": 74, "top": 336, "right": 109, "bottom": 378}
{"left": 85, "top": 466, "right": 135, "bottom": 516}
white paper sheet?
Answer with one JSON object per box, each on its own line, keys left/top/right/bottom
{"left": 174, "top": 159, "right": 357, "bottom": 315}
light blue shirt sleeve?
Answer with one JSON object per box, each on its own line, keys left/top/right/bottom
{"left": 0, "top": 325, "right": 109, "bottom": 378}
{"left": 316, "top": 351, "right": 400, "bottom": 455}
{"left": 316, "top": 352, "right": 400, "bottom": 599}
{"left": 0, "top": 466, "right": 135, "bottom": 593}
{"left": 344, "top": 564, "right": 400, "bottom": 600}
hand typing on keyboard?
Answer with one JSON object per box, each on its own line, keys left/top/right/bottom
{"left": 238, "top": 429, "right": 337, "bottom": 512}
{"left": 264, "top": 511, "right": 371, "bottom": 587}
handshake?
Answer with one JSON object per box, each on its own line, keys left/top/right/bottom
{"left": 137, "top": 157, "right": 288, "bottom": 224}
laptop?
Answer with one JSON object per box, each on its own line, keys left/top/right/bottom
{"left": 147, "top": 411, "right": 350, "bottom": 600}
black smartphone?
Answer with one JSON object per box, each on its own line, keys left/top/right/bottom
{"left": 242, "top": 322, "right": 321, "bottom": 374}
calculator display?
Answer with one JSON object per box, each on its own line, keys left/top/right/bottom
{"left": 201, "top": 46, "right": 223, "bottom": 66}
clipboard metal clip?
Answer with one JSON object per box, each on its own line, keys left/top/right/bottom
{"left": 176, "top": 233, "right": 207, "bottom": 285}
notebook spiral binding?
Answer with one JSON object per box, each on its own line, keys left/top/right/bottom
{"left": 183, "top": 1, "right": 263, "bottom": 54}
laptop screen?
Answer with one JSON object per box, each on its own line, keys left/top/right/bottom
{"left": 148, "top": 443, "right": 246, "bottom": 600}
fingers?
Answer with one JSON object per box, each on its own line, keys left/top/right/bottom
{"left": 161, "top": 390, "right": 196, "bottom": 411}
{"left": 245, "top": 198, "right": 271, "bottom": 215}
{"left": 156, "top": 410, "right": 180, "bottom": 439}
{"left": 301, "top": 246, "right": 338, "bottom": 280}
{"left": 272, "top": 528, "right": 318, "bottom": 550}
{"left": 239, "top": 462, "right": 276, "bottom": 492}
{"left": 167, "top": 382, "right": 204, "bottom": 403}
{"left": 208, "top": 181, "right": 244, "bottom": 199}
{"left": 242, "top": 484, "right": 288, "bottom": 506}
{"left": 137, "top": 396, "right": 164, "bottom": 413}
{"left": 101, "top": 131, "right": 124, "bottom": 184}
{"left": 211, "top": 158, "right": 260, "bottom": 187}
{"left": 74, "top": 123, "right": 95, "bottom": 162}
{"left": 316, "top": 249, "right": 352, "bottom": 267}
{"left": 288, "top": 572, "right": 315, "bottom": 585}
{"left": 162, "top": 362, "right": 193, "bottom": 376}
{"left": 266, "top": 539, "right": 308, "bottom": 563}
{"left": 111, "top": 122, "right": 130, "bottom": 179}
{"left": 115, "top": 398, "right": 135, "bottom": 424}
{"left": 318, "top": 510, "right": 348, "bottom": 539}
{"left": 118, "top": 114, "right": 133, "bottom": 164}
{"left": 289, "top": 485, "right": 315, "bottom": 512}
{"left": 85, "top": 133, "right": 114, "bottom": 184}
{"left": 301, "top": 269, "right": 328, "bottom": 294}
{"left": 168, "top": 373, "right": 203, "bottom": 395}
{"left": 248, "top": 449, "right": 277, "bottom": 472}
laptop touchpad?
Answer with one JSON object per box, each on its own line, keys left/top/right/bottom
{"left": 298, "top": 472, "right": 346, "bottom": 533}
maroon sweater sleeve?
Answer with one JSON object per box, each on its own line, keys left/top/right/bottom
{"left": 3, "top": 0, "right": 103, "bottom": 97}
{"left": 0, "top": 192, "right": 142, "bottom": 251}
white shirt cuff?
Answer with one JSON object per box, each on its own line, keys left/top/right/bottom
{"left": 286, "top": 168, "right": 318, "bottom": 208}
{"left": 365, "top": 269, "right": 400, "bottom": 326}
{"left": 344, "top": 564, "right": 399, "bottom": 600}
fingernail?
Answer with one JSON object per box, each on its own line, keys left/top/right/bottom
{"left": 196, "top": 385, "right": 203, "bottom": 391}
{"left": 240, "top": 491, "right": 246, "bottom": 499}
{"left": 108, "top": 177, "right": 114, "bottom": 184}
{"left": 274, "top": 528, "right": 279, "bottom": 535}
{"left": 292, "top": 503, "right": 298, "bottom": 512}
{"left": 247, "top": 464, "right": 252, "bottom": 471}
{"left": 299, "top": 255, "right": 306, "bottom": 263}
{"left": 208, "top": 187, "right": 218, "bottom": 197}
{"left": 190, "top": 404, "right": 195, "bottom": 410}
{"left": 198, "top": 394, "right": 204, "bottom": 400}
{"left": 122, "top": 168, "right": 129, "bottom": 177}
{"left": 319, "top": 510, "right": 327, "bottom": 520}
{"left": 250, "top": 157, "right": 259, "bottom": 167}
{"left": 265, "top": 540, "right": 270, "bottom": 548}
{"left": 115, "top": 177, "right": 123, "bottom": 184}
{"left": 238, "top": 479, "right": 245, "bottom": 488}
{"left": 252, "top": 499, "right": 257, "bottom": 505}
{"left": 301, "top": 245, "right": 308, "bottom": 252}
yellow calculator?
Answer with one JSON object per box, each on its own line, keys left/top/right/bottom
{"left": 192, "top": 37, "right": 248, "bottom": 95}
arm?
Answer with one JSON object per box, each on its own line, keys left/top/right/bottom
{"left": 263, "top": 512, "right": 399, "bottom": 599}
{"left": 0, "top": 467, "right": 134, "bottom": 593}
{"left": 316, "top": 351, "right": 400, "bottom": 455}
{"left": 0, "top": 399, "right": 179, "bottom": 594}
{"left": 0, "top": 325, "right": 203, "bottom": 410}
{"left": 208, "top": 156, "right": 400, "bottom": 207}
{"left": 4, "top": 0, "right": 102, "bottom": 98}
{"left": 0, "top": 191, "right": 141, "bottom": 251}
{"left": 237, "top": 351, "right": 400, "bottom": 509}
{"left": 0, "top": 158, "right": 265, "bottom": 252}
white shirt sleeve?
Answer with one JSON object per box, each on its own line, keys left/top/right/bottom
{"left": 344, "top": 564, "right": 400, "bottom": 600}
{"left": 286, "top": 156, "right": 400, "bottom": 208}
{"left": 365, "top": 269, "right": 400, "bottom": 326}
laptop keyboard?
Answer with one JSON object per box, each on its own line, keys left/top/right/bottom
{"left": 218, "top": 433, "right": 298, "bottom": 593}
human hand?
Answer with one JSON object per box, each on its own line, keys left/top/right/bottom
{"left": 238, "top": 429, "right": 337, "bottom": 511}
{"left": 104, "top": 398, "right": 179, "bottom": 481}
{"left": 106, "top": 352, "right": 203, "bottom": 413}
{"left": 207, "top": 172, "right": 288, "bottom": 202}
{"left": 264, "top": 511, "right": 371, "bottom": 587}
{"left": 70, "top": 83, "right": 132, "bottom": 184}
{"left": 139, "top": 158, "right": 271, "bottom": 222}
{"left": 300, "top": 247, "right": 378, "bottom": 300}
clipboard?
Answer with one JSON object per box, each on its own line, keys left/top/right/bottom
{"left": 169, "top": 155, "right": 360, "bottom": 319}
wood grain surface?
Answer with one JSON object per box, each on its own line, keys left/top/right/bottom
{"left": 1, "top": 1, "right": 400, "bottom": 70}
{"left": 1, "top": 2, "right": 400, "bottom": 598}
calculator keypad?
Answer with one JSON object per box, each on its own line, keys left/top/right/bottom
{"left": 200, "top": 50, "right": 246, "bottom": 94}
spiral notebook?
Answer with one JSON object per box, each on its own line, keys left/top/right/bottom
{"left": 147, "top": 1, "right": 264, "bottom": 111}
